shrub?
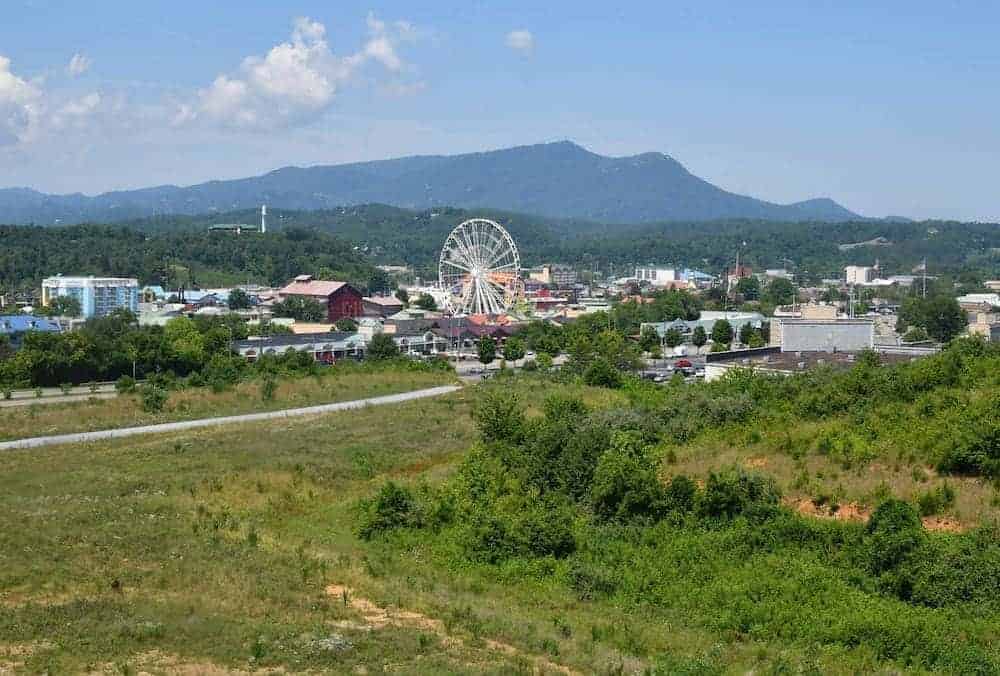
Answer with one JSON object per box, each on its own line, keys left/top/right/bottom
{"left": 473, "top": 389, "right": 525, "bottom": 444}
{"left": 356, "top": 481, "right": 424, "bottom": 540}
{"left": 140, "top": 384, "right": 169, "bottom": 413}
{"left": 521, "top": 358, "right": 538, "bottom": 372}
{"left": 863, "top": 498, "right": 925, "bottom": 575}
{"left": 697, "top": 467, "right": 781, "bottom": 521}
{"left": 34, "top": 387, "right": 43, "bottom": 398}
{"left": 1, "top": 387, "right": 11, "bottom": 400}
{"left": 59, "top": 382, "right": 72, "bottom": 395}
{"left": 664, "top": 474, "right": 698, "bottom": 513}
{"left": 591, "top": 433, "right": 667, "bottom": 523}
{"left": 367, "top": 333, "right": 400, "bottom": 361}
{"left": 260, "top": 373, "right": 278, "bottom": 402}
{"left": 583, "top": 358, "right": 621, "bottom": 388}
{"left": 536, "top": 352, "right": 554, "bottom": 370}
{"left": 916, "top": 483, "right": 956, "bottom": 517}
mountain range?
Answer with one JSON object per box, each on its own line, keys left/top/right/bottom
{"left": 0, "top": 141, "right": 862, "bottom": 225}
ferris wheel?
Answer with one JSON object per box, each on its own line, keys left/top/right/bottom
{"left": 438, "top": 218, "right": 521, "bottom": 315}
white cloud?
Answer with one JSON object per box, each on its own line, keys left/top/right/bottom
{"left": 184, "top": 15, "right": 417, "bottom": 130}
{"left": 505, "top": 29, "right": 534, "bottom": 55}
{"left": 67, "top": 53, "right": 92, "bottom": 77}
{"left": 0, "top": 55, "right": 43, "bottom": 145}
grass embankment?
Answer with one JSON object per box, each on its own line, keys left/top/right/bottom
{"left": 0, "top": 380, "right": 612, "bottom": 673}
{"left": 0, "top": 367, "right": 456, "bottom": 441}
{"left": 6, "top": 359, "right": 1000, "bottom": 674}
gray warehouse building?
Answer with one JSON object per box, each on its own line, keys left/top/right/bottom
{"left": 779, "top": 319, "right": 874, "bottom": 353}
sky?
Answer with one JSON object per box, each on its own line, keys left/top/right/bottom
{"left": 1, "top": 1, "right": 999, "bottom": 221}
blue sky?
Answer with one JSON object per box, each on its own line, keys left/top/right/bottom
{"left": 1, "top": 1, "right": 998, "bottom": 221}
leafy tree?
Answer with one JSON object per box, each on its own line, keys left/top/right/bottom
{"left": 272, "top": 296, "right": 326, "bottom": 322}
{"left": 739, "top": 322, "right": 756, "bottom": 346}
{"left": 502, "top": 336, "right": 526, "bottom": 362}
{"left": 414, "top": 293, "right": 438, "bottom": 311}
{"left": 711, "top": 319, "right": 733, "bottom": 345}
{"left": 478, "top": 335, "right": 497, "bottom": 365}
{"left": 735, "top": 276, "right": 760, "bottom": 300}
{"left": 764, "top": 277, "right": 796, "bottom": 306}
{"left": 899, "top": 295, "right": 966, "bottom": 343}
{"left": 367, "top": 333, "right": 399, "bottom": 360}
{"left": 663, "top": 328, "right": 684, "bottom": 348}
{"left": 227, "top": 288, "right": 252, "bottom": 310}
{"left": 335, "top": 317, "right": 358, "bottom": 332}
{"left": 691, "top": 325, "right": 707, "bottom": 348}
{"left": 639, "top": 325, "right": 660, "bottom": 352}
{"left": 43, "top": 295, "right": 82, "bottom": 318}
{"left": 864, "top": 499, "right": 925, "bottom": 575}
{"left": 395, "top": 287, "right": 409, "bottom": 305}
{"left": 367, "top": 269, "right": 391, "bottom": 296}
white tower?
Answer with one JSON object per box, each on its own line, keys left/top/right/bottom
{"left": 261, "top": 205, "right": 267, "bottom": 234}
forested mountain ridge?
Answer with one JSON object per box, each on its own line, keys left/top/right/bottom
{"left": 0, "top": 141, "right": 861, "bottom": 225}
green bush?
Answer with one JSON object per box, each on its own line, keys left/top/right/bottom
{"left": 1, "top": 387, "right": 11, "bottom": 400}
{"left": 356, "top": 481, "right": 424, "bottom": 540}
{"left": 473, "top": 389, "right": 525, "bottom": 444}
{"left": 697, "top": 467, "right": 781, "bottom": 521}
{"left": 260, "top": 373, "right": 278, "bottom": 402}
{"left": 917, "top": 483, "right": 956, "bottom": 516}
{"left": 59, "top": 382, "right": 73, "bottom": 395}
{"left": 591, "top": 433, "right": 667, "bottom": 523}
{"left": 864, "top": 499, "right": 925, "bottom": 575}
{"left": 140, "top": 384, "right": 169, "bottom": 413}
{"left": 583, "top": 357, "right": 621, "bottom": 388}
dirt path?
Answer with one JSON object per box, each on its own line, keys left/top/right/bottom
{"left": 325, "top": 584, "right": 580, "bottom": 675}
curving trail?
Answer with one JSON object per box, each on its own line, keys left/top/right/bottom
{"left": 0, "top": 385, "right": 461, "bottom": 451}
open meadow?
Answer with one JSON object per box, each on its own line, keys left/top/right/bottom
{"left": 0, "top": 367, "right": 456, "bottom": 442}
{"left": 4, "top": 351, "right": 1000, "bottom": 674}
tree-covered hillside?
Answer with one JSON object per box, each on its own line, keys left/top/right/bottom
{"left": 0, "top": 224, "right": 376, "bottom": 292}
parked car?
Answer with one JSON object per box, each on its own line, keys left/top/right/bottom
{"left": 675, "top": 358, "right": 693, "bottom": 368}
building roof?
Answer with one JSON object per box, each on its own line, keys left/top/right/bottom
{"left": 279, "top": 276, "right": 348, "bottom": 298}
{"left": 363, "top": 296, "right": 404, "bottom": 307}
{"left": 233, "top": 331, "right": 361, "bottom": 351}
{"left": 0, "top": 315, "right": 62, "bottom": 334}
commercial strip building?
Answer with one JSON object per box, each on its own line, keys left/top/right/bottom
{"left": 641, "top": 311, "right": 766, "bottom": 344}
{"left": 232, "top": 332, "right": 366, "bottom": 363}
{"left": 41, "top": 276, "right": 139, "bottom": 319}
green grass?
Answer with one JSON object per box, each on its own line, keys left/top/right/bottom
{"left": 4, "top": 373, "right": 999, "bottom": 674}
{"left": 0, "top": 368, "right": 456, "bottom": 441}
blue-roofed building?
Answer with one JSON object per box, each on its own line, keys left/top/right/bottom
{"left": 0, "top": 315, "right": 63, "bottom": 349}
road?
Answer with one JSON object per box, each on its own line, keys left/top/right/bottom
{"left": 0, "top": 385, "right": 462, "bottom": 452}
{"left": 0, "top": 382, "right": 118, "bottom": 407}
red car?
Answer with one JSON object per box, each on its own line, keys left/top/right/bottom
{"left": 675, "top": 358, "right": 693, "bottom": 368}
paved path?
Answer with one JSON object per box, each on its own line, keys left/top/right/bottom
{"left": 0, "top": 385, "right": 462, "bottom": 452}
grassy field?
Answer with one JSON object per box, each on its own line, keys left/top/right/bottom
{"left": 0, "top": 368, "right": 456, "bottom": 441}
{"left": 0, "top": 379, "right": 619, "bottom": 673}
{"left": 3, "top": 371, "right": 1000, "bottom": 674}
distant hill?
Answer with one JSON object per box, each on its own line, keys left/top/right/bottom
{"left": 0, "top": 141, "right": 863, "bottom": 225}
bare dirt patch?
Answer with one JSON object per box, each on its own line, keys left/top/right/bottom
{"left": 791, "top": 498, "right": 871, "bottom": 523}
{"left": 744, "top": 456, "right": 768, "bottom": 469}
{"left": 922, "top": 516, "right": 966, "bottom": 533}
{"left": 325, "top": 584, "right": 580, "bottom": 675}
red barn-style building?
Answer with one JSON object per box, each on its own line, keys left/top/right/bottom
{"left": 278, "top": 275, "right": 364, "bottom": 322}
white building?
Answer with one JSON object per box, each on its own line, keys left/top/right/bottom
{"left": 635, "top": 267, "right": 677, "bottom": 286}
{"left": 779, "top": 319, "right": 874, "bottom": 353}
{"left": 42, "top": 276, "right": 139, "bottom": 319}
{"left": 845, "top": 265, "right": 876, "bottom": 286}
